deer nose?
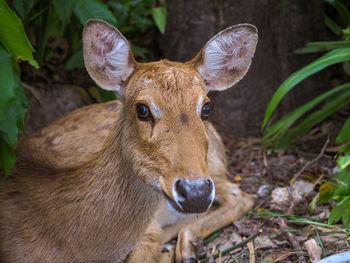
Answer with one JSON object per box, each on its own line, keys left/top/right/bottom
{"left": 173, "top": 178, "right": 215, "bottom": 213}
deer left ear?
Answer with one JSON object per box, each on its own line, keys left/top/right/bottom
{"left": 190, "top": 24, "right": 258, "bottom": 92}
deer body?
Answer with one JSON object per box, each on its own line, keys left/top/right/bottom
{"left": 0, "top": 19, "right": 257, "bottom": 262}
{"left": 0, "top": 108, "right": 160, "bottom": 262}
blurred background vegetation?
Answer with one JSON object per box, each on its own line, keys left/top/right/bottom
{"left": 1, "top": 0, "right": 350, "bottom": 232}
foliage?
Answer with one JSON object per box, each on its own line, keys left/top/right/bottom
{"left": 0, "top": 0, "right": 37, "bottom": 176}
{"left": 262, "top": 0, "right": 350, "bottom": 227}
{"left": 0, "top": 0, "right": 167, "bottom": 176}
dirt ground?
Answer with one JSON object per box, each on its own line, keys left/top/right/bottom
{"left": 193, "top": 122, "right": 350, "bottom": 263}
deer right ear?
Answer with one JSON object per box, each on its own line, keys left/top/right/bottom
{"left": 83, "top": 19, "right": 136, "bottom": 97}
{"left": 190, "top": 24, "right": 258, "bottom": 93}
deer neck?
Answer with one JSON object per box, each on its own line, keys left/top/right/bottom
{"left": 65, "top": 109, "right": 161, "bottom": 259}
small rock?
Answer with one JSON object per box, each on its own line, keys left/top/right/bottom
{"left": 270, "top": 180, "right": 314, "bottom": 211}
{"left": 257, "top": 185, "right": 270, "bottom": 198}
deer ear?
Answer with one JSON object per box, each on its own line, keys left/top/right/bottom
{"left": 190, "top": 24, "right": 258, "bottom": 92}
{"left": 83, "top": 19, "right": 136, "bottom": 97}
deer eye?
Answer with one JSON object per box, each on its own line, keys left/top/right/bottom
{"left": 201, "top": 102, "right": 210, "bottom": 120}
{"left": 136, "top": 104, "right": 151, "bottom": 120}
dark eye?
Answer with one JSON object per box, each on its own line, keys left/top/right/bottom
{"left": 201, "top": 102, "right": 210, "bottom": 120}
{"left": 136, "top": 104, "right": 151, "bottom": 120}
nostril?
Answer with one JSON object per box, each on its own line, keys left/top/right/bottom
{"left": 205, "top": 178, "right": 212, "bottom": 186}
{"left": 175, "top": 179, "right": 187, "bottom": 200}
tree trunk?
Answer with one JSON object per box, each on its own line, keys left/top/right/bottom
{"left": 159, "top": 0, "right": 333, "bottom": 137}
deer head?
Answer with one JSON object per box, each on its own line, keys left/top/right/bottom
{"left": 83, "top": 19, "right": 257, "bottom": 214}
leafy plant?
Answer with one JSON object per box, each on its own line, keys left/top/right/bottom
{"left": 0, "top": 0, "right": 38, "bottom": 176}
{"left": 262, "top": 0, "right": 350, "bottom": 227}
{"left": 0, "top": 0, "right": 167, "bottom": 176}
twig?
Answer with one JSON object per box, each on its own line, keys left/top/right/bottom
{"left": 293, "top": 137, "right": 330, "bottom": 183}
{"left": 276, "top": 217, "right": 307, "bottom": 263}
{"left": 247, "top": 240, "right": 255, "bottom": 263}
{"left": 288, "top": 138, "right": 330, "bottom": 214}
{"left": 199, "top": 231, "right": 259, "bottom": 263}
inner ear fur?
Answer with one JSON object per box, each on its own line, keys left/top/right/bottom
{"left": 83, "top": 19, "right": 137, "bottom": 95}
{"left": 189, "top": 24, "right": 258, "bottom": 92}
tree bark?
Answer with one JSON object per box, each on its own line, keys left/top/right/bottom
{"left": 159, "top": 0, "right": 332, "bottom": 137}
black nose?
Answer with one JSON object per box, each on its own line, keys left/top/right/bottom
{"left": 173, "top": 178, "right": 214, "bottom": 213}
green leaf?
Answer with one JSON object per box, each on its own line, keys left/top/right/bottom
{"left": 325, "top": 0, "right": 350, "bottom": 27}
{"left": 269, "top": 87, "right": 350, "bottom": 150}
{"left": 0, "top": 0, "right": 38, "bottom": 66}
{"left": 329, "top": 195, "right": 350, "bottom": 227}
{"left": 0, "top": 62, "right": 29, "bottom": 147}
{"left": 0, "top": 46, "right": 17, "bottom": 123}
{"left": 262, "top": 83, "right": 350, "bottom": 143}
{"left": 73, "top": 0, "right": 116, "bottom": 25}
{"left": 262, "top": 48, "right": 350, "bottom": 130}
{"left": 336, "top": 117, "right": 350, "bottom": 144}
{"left": 319, "top": 183, "right": 337, "bottom": 203}
{"left": 151, "top": 6, "right": 166, "bottom": 34}
{"left": 0, "top": 138, "right": 16, "bottom": 177}
{"left": 52, "top": 0, "right": 76, "bottom": 27}
{"left": 295, "top": 41, "right": 350, "bottom": 54}
{"left": 332, "top": 185, "right": 350, "bottom": 201}
{"left": 65, "top": 50, "right": 84, "bottom": 70}
{"left": 0, "top": 0, "right": 38, "bottom": 68}
{"left": 324, "top": 15, "right": 343, "bottom": 36}
{"left": 338, "top": 153, "right": 350, "bottom": 170}
{"left": 13, "top": 0, "right": 38, "bottom": 19}
{"left": 335, "top": 170, "right": 350, "bottom": 186}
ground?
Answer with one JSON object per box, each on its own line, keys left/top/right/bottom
{"left": 192, "top": 123, "right": 350, "bottom": 263}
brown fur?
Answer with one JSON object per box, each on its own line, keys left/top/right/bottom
{"left": 12, "top": 101, "right": 254, "bottom": 262}
{"left": 0, "top": 19, "right": 257, "bottom": 262}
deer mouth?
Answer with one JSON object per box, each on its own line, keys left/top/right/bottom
{"left": 162, "top": 190, "right": 185, "bottom": 213}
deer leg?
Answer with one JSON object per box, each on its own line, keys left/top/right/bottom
{"left": 173, "top": 183, "right": 254, "bottom": 262}
{"left": 125, "top": 220, "right": 163, "bottom": 263}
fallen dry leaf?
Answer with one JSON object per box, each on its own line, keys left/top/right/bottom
{"left": 304, "top": 239, "right": 322, "bottom": 263}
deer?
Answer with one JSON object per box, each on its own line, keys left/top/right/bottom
{"left": 0, "top": 19, "right": 257, "bottom": 263}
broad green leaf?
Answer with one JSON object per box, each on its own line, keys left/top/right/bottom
{"left": 0, "top": 0, "right": 38, "bottom": 68}
{"left": 52, "top": 0, "right": 76, "bottom": 27}
{"left": 73, "top": 0, "right": 116, "bottom": 25}
{"left": 0, "top": 137, "right": 16, "bottom": 176}
{"left": 0, "top": 46, "right": 17, "bottom": 123}
{"left": 262, "top": 83, "right": 350, "bottom": 142}
{"left": 319, "top": 183, "right": 337, "bottom": 203}
{"left": 335, "top": 170, "right": 350, "bottom": 186}
{"left": 0, "top": 62, "right": 28, "bottom": 146}
{"left": 262, "top": 48, "right": 350, "bottom": 130}
{"left": 329, "top": 195, "right": 350, "bottom": 227}
{"left": 338, "top": 153, "right": 350, "bottom": 170}
{"left": 13, "top": 0, "right": 38, "bottom": 19}
{"left": 65, "top": 50, "right": 84, "bottom": 70}
{"left": 295, "top": 41, "right": 350, "bottom": 54}
{"left": 336, "top": 117, "right": 350, "bottom": 144}
{"left": 151, "top": 6, "right": 166, "bottom": 34}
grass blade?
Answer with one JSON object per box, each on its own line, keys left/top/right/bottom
{"left": 262, "top": 48, "right": 350, "bottom": 130}
{"left": 262, "top": 83, "right": 350, "bottom": 142}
